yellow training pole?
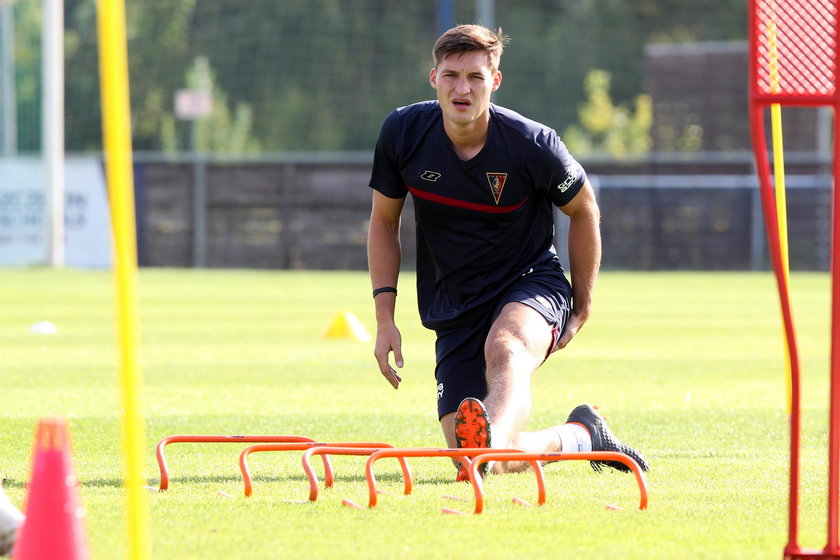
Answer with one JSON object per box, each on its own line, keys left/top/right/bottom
{"left": 96, "top": 1, "right": 150, "bottom": 559}
{"left": 771, "top": 102, "right": 793, "bottom": 413}
{"left": 767, "top": 12, "right": 793, "bottom": 414}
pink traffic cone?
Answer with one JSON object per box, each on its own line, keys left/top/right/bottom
{"left": 13, "top": 418, "right": 90, "bottom": 560}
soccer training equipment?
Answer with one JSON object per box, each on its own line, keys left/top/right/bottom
{"left": 156, "top": 434, "right": 321, "bottom": 491}
{"left": 454, "top": 397, "right": 492, "bottom": 480}
{"left": 748, "top": 2, "right": 840, "bottom": 556}
{"left": 565, "top": 404, "right": 650, "bottom": 473}
{"left": 13, "top": 418, "right": 90, "bottom": 560}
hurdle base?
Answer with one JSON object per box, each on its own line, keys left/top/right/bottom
{"left": 785, "top": 546, "right": 840, "bottom": 559}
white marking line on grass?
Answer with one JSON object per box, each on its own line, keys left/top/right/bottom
{"left": 442, "top": 494, "right": 470, "bottom": 502}
{"left": 512, "top": 496, "right": 531, "bottom": 507}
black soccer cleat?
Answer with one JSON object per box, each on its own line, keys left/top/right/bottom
{"left": 565, "top": 404, "right": 650, "bottom": 473}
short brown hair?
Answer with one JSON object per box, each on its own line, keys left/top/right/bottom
{"left": 433, "top": 24, "right": 509, "bottom": 72}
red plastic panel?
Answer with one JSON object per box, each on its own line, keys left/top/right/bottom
{"left": 753, "top": 0, "right": 839, "bottom": 98}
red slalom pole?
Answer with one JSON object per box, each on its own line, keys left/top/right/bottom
{"left": 748, "top": 1, "right": 840, "bottom": 556}
{"left": 750, "top": 101, "right": 804, "bottom": 554}
{"left": 827, "top": 105, "right": 840, "bottom": 555}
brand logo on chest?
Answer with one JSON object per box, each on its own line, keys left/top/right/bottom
{"left": 421, "top": 170, "right": 442, "bottom": 182}
{"left": 486, "top": 172, "right": 508, "bottom": 205}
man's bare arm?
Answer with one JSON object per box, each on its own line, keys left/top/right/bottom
{"left": 368, "top": 190, "right": 407, "bottom": 388}
{"left": 555, "top": 180, "right": 601, "bottom": 350}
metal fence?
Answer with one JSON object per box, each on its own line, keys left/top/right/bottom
{"left": 133, "top": 153, "right": 832, "bottom": 272}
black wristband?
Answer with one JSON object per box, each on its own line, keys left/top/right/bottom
{"left": 372, "top": 286, "right": 397, "bottom": 298}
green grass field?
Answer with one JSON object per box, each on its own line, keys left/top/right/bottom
{"left": 0, "top": 268, "right": 833, "bottom": 559}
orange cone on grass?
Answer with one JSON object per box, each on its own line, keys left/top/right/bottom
{"left": 13, "top": 418, "right": 90, "bottom": 560}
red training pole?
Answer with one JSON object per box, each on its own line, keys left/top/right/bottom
{"left": 828, "top": 105, "right": 840, "bottom": 555}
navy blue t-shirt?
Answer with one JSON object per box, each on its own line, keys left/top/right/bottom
{"left": 369, "top": 101, "right": 587, "bottom": 330}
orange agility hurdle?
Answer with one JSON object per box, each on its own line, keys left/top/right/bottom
{"left": 468, "top": 451, "right": 649, "bottom": 514}
{"left": 301, "top": 446, "right": 413, "bottom": 502}
{"left": 155, "top": 435, "right": 319, "bottom": 491}
{"left": 240, "top": 441, "right": 409, "bottom": 498}
{"left": 364, "top": 447, "right": 526, "bottom": 508}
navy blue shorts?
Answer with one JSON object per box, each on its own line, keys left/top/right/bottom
{"left": 433, "top": 263, "right": 572, "bottom": 419}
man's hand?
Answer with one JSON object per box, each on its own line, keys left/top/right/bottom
{"left": 552, "top": 309, "right": 589, "bottom": 353}
{"left": 374, "top": 321, "right": 404, "bottom": 389}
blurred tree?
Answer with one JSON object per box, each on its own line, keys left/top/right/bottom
{"left": 163, "top": 56, "right": 261, "bottom": 155}
{"left": 562, "top": 69, "right": 652, "bottom": 158}
{"left": 632, "top": 0, "right": 748, "bottom": 43}
{"left": 126, "top": 0, "right": 197, "bottom": 151}
{"left": 9, "top": 0, "right": 748, "bottom": 154}
{"left": 10, "top": 0, "right": 40, "bottom": 151}
{"left": 188, "top": 0, "right": 435, "bottom": 151}
{"left": 497, "top": 0, "right": 645, "bottom": 134}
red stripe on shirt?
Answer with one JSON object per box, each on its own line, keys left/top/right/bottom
{"left": 406, "top": 185, "right": 529, "bottom": 214}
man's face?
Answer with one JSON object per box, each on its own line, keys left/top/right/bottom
{"left": 430, "top": 51, "right": 501, "bottom": 128}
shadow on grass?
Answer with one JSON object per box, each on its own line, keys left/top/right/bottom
{"left": 34, "top": 469, "right": 456, "bottom": 492}
{"left": 5, "top": 477, "right": 142, "bottom": 490}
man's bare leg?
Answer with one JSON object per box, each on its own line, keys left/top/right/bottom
{"left": 440, "top": 302, "right": 561, "bottom": 473}
{"left": 441, "top": 301, "right": 650, "bottom": 476}
{"left": 482, "top": 302, "right": 560, "bottom": 472}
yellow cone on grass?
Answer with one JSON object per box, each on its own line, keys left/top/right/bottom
{"left": 322, "top": 312, "right": 372, "bottom": 342}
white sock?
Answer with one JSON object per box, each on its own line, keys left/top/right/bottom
{"left": 552, "top": 423, "right": 592, "bottom": 453}
{"left": 0, "top": 486, "right": 22, "bottom": 557}
{"left": 0, "top": 486, "right": 23, "bottom": 533}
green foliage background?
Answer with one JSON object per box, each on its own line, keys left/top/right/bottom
{"left": 9, "top": 0, "right": 747, "bottom": 154}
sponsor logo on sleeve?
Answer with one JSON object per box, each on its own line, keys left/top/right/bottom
{"left": 556, "top": 170, "right": 579, "bottom": 193}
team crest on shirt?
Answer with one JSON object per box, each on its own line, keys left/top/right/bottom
{"left": 486, "top": 172, "right": 508, "bottom": 204}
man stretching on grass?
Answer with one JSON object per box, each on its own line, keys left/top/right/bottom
{"left": 367, "top": 24, "right": 648, "bottom": 479}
